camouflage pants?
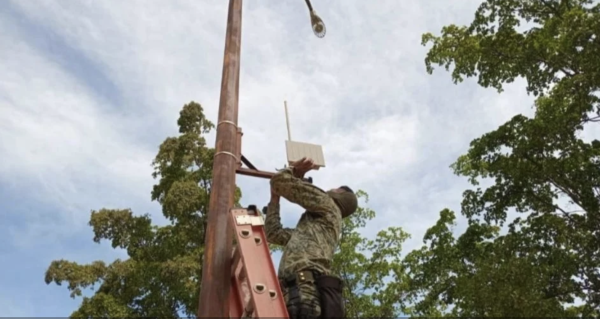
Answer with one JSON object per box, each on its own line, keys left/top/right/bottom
{"left": 282, "top": 280, "right": 321, "bottom": 319}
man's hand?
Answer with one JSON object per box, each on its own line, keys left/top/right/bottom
{"left": 290, "top": 157, "right": 318, "bottom": 179}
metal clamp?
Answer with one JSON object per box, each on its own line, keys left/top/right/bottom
{"left": 236, "top": 215, "right": 265, "bottom": 226}
{"left": 214, "top": 151, "right": 238, "bottom": 161}
{"left": 217, "top": 120, "right": 237, "bottom": 129}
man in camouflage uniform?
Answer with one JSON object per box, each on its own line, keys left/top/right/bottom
{"left": 265, "top": 157, "right": 358, "bottom": 319}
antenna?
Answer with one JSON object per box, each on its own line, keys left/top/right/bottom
{"left": 283, "top": 100, "right": 326, "bottom": 169}
{"left": 284, "top": 100, "right": 292, "bottom": 141}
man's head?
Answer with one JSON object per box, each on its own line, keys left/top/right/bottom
{"left": 327, "top": 186, "right": 358, "bottom": 218}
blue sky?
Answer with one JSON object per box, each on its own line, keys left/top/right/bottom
{"left": 0, "top": 0, "right": 549, "bottom": 316}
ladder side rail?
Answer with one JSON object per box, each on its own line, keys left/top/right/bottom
{"left": 230, "top": 208, "right": 289, "bottom": 318}
{"left": 246, "top": 211, "right": 288, "bottom": 317}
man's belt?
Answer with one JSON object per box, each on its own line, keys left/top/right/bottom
{"left": 280, "top": 270, "right": 320, "bottom": 288}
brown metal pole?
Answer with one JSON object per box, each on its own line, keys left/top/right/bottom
{"left": 197, "top": 0, "right": 243, "bottom": 317}
{"left": 236, "top": 167, "right": 276, "bottom": 179}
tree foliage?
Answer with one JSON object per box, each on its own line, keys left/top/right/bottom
{"left": 44, "top": 1, "right": 600, "bottom": 314}
{"left": 405, "top": 0, "right": 600, "bottom": 316}
{"left": 45, "top": 101, "right": 408, "bottom": 318}
{"left": 332, "top": 190, "right": 411, "bottom": 318}
{"left": 45, "top": 101, "right": 241, "bottom": 318}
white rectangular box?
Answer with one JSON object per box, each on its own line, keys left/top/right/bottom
{"left": 285, "top": 140, "right": 326, "bottom": 168}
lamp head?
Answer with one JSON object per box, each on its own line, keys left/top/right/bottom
{"left": 309, "top": 10, "right": 326, "bottom": 38}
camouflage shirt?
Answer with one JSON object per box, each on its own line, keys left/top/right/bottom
{"left": 265, "top": 167, "right": 343, "bottom": 279}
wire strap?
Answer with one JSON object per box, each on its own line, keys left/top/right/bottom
{"left": 215, "top": 151, "right": 238, "bottom": 161}
{"left": 217, "top": 120, "right": 237, "bottom": 129}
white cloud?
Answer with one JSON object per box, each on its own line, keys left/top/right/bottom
{"left": 0, "top": 17, "right": 157, "bottom": 227}
{"left": 0, "top": 0, "right": 558, "bottom": 315}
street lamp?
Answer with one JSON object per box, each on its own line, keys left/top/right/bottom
{"left": 197, "top": 0, "right": 327, "bottom": 317}
{"left": 305, "top": 0, "right": 326, "bottom": 38}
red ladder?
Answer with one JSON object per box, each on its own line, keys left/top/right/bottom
{"left": 228, "top": 206, "right": 289, "bottom": 318}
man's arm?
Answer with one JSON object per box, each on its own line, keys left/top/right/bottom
{"left": 264, "top": 192, "right": 294, "bottom": 246}
{"left": 270, "top": 167, "right": 338, "bottom": 216}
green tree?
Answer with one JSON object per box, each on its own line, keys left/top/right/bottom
{"left": 332, "top": 190, "right": 411, "bottom": 318}
{"left": 405, "top": 0, "right": 600, "bottom": 316}
{"left": 45, "top": 101, "right": 410, "bottom": 318}
{"left": 403, "top": 209, "right": 591, "bottom": 316}
{"left": 45, "top": 101, "right": 241, "bottom": 318}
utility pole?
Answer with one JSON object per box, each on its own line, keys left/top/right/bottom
{"left": 197, "top": 0, "right": 327, "bottom": 317}
{"left": 197, "top": 0, "right": 243, "bottom": 317}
